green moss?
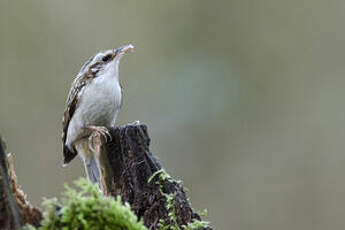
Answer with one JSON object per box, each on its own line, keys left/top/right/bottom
{"left": 23, "top": 169, "right": 211, "bottom": 230}
{"left": 183, "top": 220, "right": 210, "bottom": 230}
{"left": 23, "top": 178, "right": 147, "bottom": 230}
{"left": 149, "top": 170, "right": 210, "bottom": 230}
{"left": 149, "top": 169, "right": 182, "bottom": 185}
{"left": 22, "top": 225, "right": 36, "bottom": 230}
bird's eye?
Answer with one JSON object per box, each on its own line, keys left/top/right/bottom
{"left": 102, "top": 54, "right": 112, "bottom": 62}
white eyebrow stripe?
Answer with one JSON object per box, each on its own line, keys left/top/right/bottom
{"left": 77, "top": 49, "right": 113, "bottom": 75}
{"left": 80, "top": 54, "right": 96, "bottom": 73}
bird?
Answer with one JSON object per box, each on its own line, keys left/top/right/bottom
{"left": 61, "top": 44, "right": 134, "bottom": 193}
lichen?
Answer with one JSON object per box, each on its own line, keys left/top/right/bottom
{"left": 23, "top": 178, "right": 147, "bottom": 230}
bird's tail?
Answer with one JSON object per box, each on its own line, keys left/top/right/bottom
{"left": 75, "top": 139, "right": 101, "bottom": 187}
{"left": 85, "top": 155, "right": 101, "bottom": 185}
{"left": 74, "top": 138, "right": 113, "bottom": 195}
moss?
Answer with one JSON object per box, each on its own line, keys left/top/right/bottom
{"left": 23, "top": 178, "right": 147, "bottom": 230}
{"left": 183, "top": 220, "right": 210, "bottom": 230}
{"left": 149, "top": 170, "right": 210, "bottom": 230}
{"left": 149, "top": 169, "right": 182, "bottom": 185}
{"left": 22, "top": 225, "right": 36, "bottom": 230}
{"left": 23, "top": 170, "right": 211, "bottom": 230}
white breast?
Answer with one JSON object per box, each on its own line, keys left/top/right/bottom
{"left": 78, "top": 75, "right": 122, "bottom": 127}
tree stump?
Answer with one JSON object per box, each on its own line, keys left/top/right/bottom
{"left": 0, "top": 124, "right": 212, "bottom": 230}
{"left": 106, "top": 123, "right": 211, "bottom": 229}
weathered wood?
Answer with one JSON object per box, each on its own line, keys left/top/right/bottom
{"left": 0, "top": 123, "right": 212, "bottom": 229}
{"left": 0, "top": 137, "right": 22, "bottom": 230}
{"left": 106, "top": 124, "right": 212, "bottom": 230}
{"left": 0, "top": 137, "right": 42, "bottom": 230}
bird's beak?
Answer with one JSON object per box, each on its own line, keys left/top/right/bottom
{"left": 114, "top": 44, "right": 134, "bottom": 56}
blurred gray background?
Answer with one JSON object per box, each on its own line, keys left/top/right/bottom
{"left": 1, "top": 0, "right": 345, "bottom": 229}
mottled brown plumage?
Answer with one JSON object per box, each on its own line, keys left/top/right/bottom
{"left": 62, "top": 72, "right": 91, "bottom": 164}
{"left": 61, "top": 62, "right": 104, "bottom": 164}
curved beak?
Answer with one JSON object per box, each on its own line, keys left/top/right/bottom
{"left": 114, "top": 44, "right": 134, "bottom": 56}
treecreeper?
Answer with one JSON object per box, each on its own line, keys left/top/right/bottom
{"left": 0, "top": 43, "right": 212, "bottom": 229}
{"left": 61, "top": 44, "right": 134, "bottom": 194}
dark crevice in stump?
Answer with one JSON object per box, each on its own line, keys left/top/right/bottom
{"left": 106, "top": 124, "right": 212, "bottom": 230}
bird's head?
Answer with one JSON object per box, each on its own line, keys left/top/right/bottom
{"left": 78, "top": 44, "right": 134, "bottom": 78}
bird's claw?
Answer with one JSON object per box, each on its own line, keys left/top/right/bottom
{"left": 88, "top": 133, "right": 99, "bottom": 152}
{"left": 87, "top": 126, "right": 112, "bottom": 152}
{"left": 87, "top": 126, "right": 112, "bottom": 142}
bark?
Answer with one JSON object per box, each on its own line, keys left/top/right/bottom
{"left": 106, "top": 123, "right": 212, "bottom": 230}
{"left": 0, "top": 123, "right": 212, "bottom": 230}
{"left": 0, "top": 137, "right": 42, "bottom": 230}
{"left": 0, "top": 137, "right": 21, "bottom": 230}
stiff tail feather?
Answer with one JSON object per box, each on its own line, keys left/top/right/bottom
{"left": 74, "top": 138, "right": 113, "bottom": 195}
{"left": 85, "top": 155, "right": 101, "bottom": 186}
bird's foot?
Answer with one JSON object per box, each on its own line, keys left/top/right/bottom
{"left": 87, "top": 126, "right": 112, "bottom": 152}
{"left": 87, "top": 126, "right": 112, "bottom": 141}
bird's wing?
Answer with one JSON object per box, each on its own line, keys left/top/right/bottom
{"left": 62, "top": 72, "right": 91, "bottom": 165}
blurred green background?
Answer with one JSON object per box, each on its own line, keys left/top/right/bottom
{"left": 1, "top": 0, "right": 345, "bottom": 229}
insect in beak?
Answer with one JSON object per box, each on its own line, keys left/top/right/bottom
{"left": 114, "top": 44, "right": 134, "bottom": 56}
